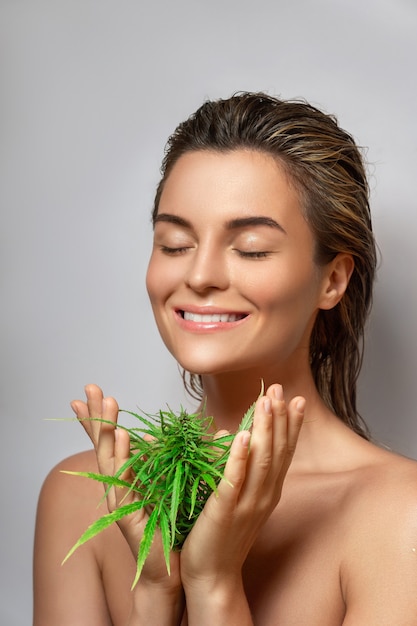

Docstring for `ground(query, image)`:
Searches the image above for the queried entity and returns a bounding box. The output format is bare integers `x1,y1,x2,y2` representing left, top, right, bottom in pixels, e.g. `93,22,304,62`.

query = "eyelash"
160,246,270,259
235,250,270,259
160,246,190,255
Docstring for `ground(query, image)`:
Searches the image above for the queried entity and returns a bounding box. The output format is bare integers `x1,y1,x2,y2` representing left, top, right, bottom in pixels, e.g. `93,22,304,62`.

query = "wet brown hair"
152,92,377,439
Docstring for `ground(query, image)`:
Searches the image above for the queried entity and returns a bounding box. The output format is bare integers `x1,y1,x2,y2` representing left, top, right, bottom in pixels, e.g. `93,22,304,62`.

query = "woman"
34,93,417,625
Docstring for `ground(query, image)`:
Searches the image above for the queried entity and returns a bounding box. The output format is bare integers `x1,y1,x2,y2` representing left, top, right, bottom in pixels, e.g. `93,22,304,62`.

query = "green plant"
62,399,257,588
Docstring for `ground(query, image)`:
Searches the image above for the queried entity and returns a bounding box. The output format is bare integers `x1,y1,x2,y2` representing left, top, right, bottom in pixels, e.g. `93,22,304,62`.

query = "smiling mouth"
181,311,247,323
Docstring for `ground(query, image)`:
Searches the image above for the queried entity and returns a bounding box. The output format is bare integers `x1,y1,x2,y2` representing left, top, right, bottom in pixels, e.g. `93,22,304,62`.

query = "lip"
173,306,249,332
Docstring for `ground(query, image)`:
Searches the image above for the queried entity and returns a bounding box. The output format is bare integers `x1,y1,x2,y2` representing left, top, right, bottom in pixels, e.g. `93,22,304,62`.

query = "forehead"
156,150,315,249
159,149,302,216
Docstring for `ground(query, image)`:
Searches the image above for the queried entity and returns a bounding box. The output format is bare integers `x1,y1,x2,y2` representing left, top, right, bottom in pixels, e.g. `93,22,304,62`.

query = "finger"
112,428,148,557
241,395,274,496
212,429,230,457
98,396,120,465
262,385,304,494
84,383,105,444
84,385,118,465
283,396,305,469
114,428,135,507
70,399,96,442
114,428,131,477
267,384,290,476
85,383,104,419
213,429,230,440
216,430,251,508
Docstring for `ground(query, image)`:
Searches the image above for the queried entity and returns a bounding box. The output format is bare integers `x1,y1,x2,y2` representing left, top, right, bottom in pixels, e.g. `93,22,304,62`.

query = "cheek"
145,256,171,321
145,257,158,304
145,258,172,344
251,263,321,315
145,253,171,301
146,253,184,318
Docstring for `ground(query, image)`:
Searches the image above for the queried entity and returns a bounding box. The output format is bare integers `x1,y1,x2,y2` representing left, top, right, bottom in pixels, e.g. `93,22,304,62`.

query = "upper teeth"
183,312,242,323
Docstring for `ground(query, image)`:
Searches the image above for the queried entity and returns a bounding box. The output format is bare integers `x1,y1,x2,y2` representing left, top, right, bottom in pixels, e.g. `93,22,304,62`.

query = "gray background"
1,1,416,623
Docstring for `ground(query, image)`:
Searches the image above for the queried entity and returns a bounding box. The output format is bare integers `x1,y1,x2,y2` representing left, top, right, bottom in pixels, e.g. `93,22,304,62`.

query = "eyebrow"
154,213,190,227
154,213,287,234
225,216,286,234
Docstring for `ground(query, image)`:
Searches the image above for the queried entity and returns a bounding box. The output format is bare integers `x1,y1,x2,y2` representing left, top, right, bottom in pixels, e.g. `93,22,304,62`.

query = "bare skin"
34,150,417,624
34,386,417,625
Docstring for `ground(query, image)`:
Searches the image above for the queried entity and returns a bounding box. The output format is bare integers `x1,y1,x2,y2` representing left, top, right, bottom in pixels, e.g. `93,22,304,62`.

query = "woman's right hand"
70,385,183,602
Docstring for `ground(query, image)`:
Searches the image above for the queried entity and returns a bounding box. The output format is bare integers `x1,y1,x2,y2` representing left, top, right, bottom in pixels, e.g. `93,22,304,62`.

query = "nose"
185,242,230,293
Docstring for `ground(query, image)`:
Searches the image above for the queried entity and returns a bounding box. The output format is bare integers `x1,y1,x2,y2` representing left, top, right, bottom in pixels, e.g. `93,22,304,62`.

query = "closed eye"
160,245,191,255
235,250,271,259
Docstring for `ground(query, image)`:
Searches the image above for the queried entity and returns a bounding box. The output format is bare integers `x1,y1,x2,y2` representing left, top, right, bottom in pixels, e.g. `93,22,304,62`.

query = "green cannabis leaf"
63,394,259,587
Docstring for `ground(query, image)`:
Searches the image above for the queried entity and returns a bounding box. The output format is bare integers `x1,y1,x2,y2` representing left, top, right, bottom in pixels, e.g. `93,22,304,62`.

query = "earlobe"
319,253,354,310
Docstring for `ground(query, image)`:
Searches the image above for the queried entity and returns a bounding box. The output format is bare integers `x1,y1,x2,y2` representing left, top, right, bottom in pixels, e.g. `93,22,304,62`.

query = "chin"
175,354,261,378
177,361,224,376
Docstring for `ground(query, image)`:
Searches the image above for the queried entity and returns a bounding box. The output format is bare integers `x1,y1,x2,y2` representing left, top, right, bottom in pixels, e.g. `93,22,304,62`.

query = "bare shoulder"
35,448,111,572
40,449,101,495
37,449,106,524
42,448,100,479
344,439,417,535
350,441,417,509
35,448,115,566
34,450,117,625
341,442,417,623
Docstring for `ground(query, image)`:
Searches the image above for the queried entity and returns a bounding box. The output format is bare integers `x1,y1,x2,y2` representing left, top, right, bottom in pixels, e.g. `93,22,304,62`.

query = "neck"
195,366,364,476
199,364,321,432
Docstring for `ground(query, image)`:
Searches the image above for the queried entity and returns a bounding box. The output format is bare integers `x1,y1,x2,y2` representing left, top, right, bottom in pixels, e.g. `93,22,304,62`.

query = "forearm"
126,583,185,626
184,576,254,626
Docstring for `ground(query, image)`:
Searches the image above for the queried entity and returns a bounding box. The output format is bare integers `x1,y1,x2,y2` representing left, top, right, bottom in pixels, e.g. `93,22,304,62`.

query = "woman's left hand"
180,384,304,599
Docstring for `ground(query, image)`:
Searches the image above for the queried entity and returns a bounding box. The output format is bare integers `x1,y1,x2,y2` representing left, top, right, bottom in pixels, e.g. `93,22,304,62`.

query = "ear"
318,253,354,311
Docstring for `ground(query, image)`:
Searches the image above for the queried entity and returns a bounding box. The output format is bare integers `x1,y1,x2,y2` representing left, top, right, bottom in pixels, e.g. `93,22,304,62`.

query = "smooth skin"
34,150,417,625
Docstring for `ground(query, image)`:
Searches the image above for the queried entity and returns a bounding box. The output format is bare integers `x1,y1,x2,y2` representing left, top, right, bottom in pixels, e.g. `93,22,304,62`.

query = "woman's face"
146,149,328,378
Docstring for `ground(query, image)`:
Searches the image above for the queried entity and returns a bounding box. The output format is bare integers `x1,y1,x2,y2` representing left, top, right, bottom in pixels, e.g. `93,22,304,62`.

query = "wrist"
184,575,253,626
128,581,185,626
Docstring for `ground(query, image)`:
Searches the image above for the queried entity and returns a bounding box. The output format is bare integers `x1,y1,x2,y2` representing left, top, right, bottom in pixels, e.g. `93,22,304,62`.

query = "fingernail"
296,398,306,412
274,384,284,401
263,397,272,413
70,402,77,415
241,431,251,447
